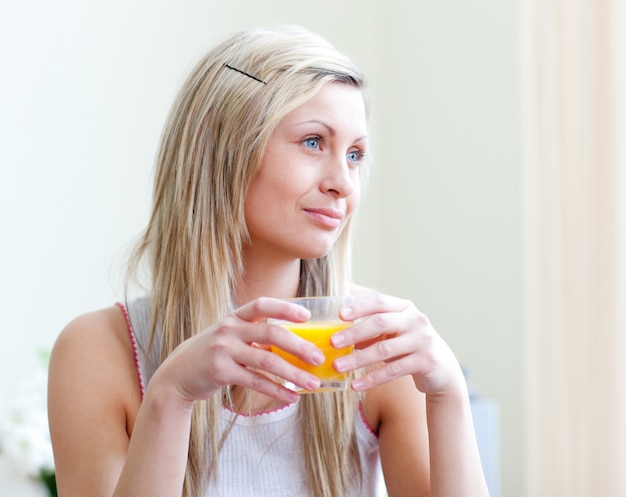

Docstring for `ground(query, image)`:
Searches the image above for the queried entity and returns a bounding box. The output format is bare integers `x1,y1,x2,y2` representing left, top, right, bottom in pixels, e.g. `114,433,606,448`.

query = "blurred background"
1,1,623,496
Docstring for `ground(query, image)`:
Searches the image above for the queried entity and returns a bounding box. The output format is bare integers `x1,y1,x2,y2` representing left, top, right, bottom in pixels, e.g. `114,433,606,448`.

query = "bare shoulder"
53,305,131,353
49,305,142,495
49,305,142,420
53,306,132,353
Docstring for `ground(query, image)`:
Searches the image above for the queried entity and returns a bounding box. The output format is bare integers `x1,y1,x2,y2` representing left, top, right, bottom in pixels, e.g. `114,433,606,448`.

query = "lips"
303,207,344,229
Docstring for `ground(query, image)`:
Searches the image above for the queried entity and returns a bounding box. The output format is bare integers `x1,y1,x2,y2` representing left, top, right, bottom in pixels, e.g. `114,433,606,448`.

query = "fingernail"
341,307,353,318
331,334,346,347
296,307,310,320
334,357,348,372
351,378,364,391
306,377,321,390
312,350,325,365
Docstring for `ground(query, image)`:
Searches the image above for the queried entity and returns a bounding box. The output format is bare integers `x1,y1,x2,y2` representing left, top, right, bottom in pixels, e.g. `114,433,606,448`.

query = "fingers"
348,355,419,391
235,338,322,393
339,292,412,322
227,365,302,404
231,294,461,397
231,297,327,369
199,299,326,396
334,333,401,371
331,294,423,350
243,320,325,367
329,293,449,392
234,296,310,323
189,325,323,397
191,293,446,399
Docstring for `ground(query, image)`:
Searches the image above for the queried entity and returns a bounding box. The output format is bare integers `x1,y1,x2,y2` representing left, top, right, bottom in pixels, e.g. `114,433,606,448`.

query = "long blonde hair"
128,25,370,497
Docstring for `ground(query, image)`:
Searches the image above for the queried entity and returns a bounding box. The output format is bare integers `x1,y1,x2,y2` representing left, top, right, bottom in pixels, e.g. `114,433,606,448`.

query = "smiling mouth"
303,208,344,229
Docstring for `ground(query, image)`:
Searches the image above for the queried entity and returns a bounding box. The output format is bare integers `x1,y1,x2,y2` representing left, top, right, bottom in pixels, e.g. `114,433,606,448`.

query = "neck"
235,249,301,305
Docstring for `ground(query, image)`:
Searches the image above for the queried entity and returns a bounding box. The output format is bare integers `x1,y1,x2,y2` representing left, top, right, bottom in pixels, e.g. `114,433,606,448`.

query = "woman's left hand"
331,293,465,396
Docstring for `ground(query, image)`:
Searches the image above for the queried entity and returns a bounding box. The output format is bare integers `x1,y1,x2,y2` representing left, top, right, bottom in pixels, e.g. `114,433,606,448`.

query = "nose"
320,154,356,198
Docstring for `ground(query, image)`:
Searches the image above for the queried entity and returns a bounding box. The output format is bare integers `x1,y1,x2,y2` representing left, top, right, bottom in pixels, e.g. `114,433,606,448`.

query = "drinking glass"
269,296,354,393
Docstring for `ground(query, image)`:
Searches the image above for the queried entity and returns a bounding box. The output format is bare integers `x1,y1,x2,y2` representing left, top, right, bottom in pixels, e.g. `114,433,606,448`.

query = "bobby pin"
223,63,267,85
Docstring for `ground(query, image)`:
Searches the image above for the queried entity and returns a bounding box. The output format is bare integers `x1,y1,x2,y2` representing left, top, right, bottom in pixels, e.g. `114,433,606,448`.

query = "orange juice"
271,321,353,380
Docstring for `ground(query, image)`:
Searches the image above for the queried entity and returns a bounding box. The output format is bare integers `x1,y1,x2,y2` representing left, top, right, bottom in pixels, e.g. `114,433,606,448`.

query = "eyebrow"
296,120,369,142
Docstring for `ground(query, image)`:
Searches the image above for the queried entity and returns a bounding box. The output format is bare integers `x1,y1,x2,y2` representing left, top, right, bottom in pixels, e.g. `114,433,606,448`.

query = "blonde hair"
128,25,369,497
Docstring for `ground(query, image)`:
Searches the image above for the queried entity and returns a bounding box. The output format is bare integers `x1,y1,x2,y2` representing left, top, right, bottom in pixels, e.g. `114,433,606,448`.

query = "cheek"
244,169,294,234
245,162,280,208
244,178,269,229
346,181,361,216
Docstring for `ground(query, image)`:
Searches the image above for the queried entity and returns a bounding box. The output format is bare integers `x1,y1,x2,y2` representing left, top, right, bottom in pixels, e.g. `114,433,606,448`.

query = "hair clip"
222,63,267,85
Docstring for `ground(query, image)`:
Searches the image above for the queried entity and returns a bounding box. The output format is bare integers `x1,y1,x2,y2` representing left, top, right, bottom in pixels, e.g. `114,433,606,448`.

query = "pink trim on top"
115,302,145,399
223,402,294,418
358,402,379,438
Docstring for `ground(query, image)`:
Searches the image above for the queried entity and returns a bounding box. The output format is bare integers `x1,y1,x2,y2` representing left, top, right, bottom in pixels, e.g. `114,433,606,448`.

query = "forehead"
279,82,368,136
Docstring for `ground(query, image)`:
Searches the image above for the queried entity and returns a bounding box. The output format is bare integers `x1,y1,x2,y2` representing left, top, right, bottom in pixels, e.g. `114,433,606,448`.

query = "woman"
48,25,489,497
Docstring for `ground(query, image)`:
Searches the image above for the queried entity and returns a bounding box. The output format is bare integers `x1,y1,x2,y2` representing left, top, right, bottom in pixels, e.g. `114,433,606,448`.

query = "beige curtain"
522,0,626,495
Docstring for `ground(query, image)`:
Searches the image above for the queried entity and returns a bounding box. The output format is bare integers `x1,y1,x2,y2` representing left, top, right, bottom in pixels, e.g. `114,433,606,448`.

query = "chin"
302,252,332,262
296,242,335,260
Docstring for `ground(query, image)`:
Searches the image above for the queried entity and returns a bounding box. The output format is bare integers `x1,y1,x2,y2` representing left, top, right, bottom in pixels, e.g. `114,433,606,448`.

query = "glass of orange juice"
270,296,354,393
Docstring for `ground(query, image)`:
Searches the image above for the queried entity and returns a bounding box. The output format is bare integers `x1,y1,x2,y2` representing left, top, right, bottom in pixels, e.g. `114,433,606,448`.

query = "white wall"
0,1,522,495
359,3,523,496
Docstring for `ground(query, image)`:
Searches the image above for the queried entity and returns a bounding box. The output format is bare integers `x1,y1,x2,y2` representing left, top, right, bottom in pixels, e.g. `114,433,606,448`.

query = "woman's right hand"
152,297,325,405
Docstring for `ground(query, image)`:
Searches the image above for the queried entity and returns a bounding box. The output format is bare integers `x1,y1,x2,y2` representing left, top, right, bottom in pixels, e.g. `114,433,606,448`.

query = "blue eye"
347,149,366,165
303,136,320,150
303,137,321,150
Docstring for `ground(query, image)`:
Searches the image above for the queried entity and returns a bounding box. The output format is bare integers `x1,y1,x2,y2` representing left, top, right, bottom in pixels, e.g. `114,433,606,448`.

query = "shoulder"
51,306,137,378
55,305,130,345
49,305,142,429
49,307,143,493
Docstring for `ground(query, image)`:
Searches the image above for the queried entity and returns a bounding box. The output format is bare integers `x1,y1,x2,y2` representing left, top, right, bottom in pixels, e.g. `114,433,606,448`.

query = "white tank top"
120,298,387,497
